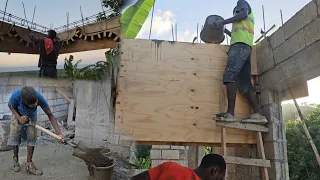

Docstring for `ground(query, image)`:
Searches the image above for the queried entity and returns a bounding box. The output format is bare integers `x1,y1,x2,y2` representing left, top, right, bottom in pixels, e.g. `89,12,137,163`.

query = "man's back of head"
47,30,57,40
197,154,226,180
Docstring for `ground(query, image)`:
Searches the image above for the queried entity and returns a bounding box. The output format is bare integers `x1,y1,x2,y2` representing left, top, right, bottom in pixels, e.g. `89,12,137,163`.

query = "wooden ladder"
216,122,270,180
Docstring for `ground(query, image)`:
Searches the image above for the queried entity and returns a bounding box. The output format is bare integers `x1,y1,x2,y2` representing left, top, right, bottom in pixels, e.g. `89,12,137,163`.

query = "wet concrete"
0,140,90,180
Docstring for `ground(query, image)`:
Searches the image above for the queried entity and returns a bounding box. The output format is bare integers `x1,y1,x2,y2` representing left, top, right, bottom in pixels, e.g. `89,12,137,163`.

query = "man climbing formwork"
212,0,268,125
131,154,226,180
28,28,61,79
7,86,65,175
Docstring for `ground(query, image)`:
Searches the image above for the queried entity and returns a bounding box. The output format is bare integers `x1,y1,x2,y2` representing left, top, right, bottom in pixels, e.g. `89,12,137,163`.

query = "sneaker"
241,113,268,125
214,113,237,122
26,161,43,176
11,156,20,172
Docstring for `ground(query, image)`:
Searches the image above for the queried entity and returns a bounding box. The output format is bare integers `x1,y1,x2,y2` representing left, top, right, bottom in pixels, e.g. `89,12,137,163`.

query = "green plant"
135,155,151,169
121,0,155,38
205,147,212,155
60,55,82,80
286,105,320,180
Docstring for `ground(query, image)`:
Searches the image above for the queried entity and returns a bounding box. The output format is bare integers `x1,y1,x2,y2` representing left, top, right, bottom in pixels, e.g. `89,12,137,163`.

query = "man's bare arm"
43,108,62,135
222,8,248,25
224,29,232,37
131,171,150,180
8,104,21,119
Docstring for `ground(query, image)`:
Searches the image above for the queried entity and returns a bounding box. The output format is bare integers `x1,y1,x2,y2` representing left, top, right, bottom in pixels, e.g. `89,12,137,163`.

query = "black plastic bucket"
200,15,225,44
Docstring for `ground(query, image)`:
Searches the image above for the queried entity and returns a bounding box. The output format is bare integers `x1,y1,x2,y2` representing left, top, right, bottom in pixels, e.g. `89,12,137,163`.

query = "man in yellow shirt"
213,0,268,124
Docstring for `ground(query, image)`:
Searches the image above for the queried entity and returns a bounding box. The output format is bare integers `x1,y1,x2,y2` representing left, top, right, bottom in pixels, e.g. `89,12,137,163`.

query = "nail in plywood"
115,39,258,145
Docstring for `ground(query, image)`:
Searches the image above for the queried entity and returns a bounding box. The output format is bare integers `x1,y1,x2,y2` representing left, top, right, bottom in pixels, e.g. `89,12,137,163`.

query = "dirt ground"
0,140,132,180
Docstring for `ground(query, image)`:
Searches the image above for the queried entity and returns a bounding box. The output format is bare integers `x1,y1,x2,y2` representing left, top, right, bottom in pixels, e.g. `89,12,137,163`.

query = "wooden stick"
291,95,320,167
35,125,62,140
257,132,269,180
221,128,228,179
55,88,71,103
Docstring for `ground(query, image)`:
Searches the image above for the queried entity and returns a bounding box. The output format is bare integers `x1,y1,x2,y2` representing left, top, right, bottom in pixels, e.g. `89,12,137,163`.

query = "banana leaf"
121,0,155,39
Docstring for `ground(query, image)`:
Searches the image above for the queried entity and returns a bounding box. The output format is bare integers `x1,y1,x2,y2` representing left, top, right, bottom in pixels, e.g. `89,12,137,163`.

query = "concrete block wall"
0,77,72,126
150,145,189,168
257,0,320,89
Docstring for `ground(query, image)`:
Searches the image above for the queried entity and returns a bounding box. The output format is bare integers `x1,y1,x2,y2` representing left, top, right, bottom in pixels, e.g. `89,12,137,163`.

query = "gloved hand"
211,20,225,29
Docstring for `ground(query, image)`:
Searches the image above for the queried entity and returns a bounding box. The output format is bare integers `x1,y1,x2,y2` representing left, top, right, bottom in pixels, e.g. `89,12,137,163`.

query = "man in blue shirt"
7,86,65,175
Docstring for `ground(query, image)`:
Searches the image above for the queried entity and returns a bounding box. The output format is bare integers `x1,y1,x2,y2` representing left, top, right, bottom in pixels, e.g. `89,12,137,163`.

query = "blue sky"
136,0,311,43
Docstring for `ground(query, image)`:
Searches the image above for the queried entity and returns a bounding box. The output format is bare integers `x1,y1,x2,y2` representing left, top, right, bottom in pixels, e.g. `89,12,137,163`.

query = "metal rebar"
262,5,266,32
280,10,284,26
22,1,29,27
148,1,155,39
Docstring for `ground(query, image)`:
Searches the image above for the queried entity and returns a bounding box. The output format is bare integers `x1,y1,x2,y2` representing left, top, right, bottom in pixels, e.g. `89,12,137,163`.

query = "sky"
0,0,108,67
0,0,318,104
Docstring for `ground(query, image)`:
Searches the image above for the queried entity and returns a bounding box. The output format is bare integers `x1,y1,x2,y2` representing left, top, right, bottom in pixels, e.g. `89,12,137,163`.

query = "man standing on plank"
7,86,65,175
28,28,61,78
131,154,226,180
212,0,268,124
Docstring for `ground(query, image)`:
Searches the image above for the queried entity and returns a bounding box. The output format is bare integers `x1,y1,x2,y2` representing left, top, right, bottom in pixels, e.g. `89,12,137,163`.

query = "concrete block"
256,38,275,74
2,93,11,103
40,78,72,88
283,1,318,40
6,86,21,94
54,110,68,118
0,86,6,94
161,150,180,160
43,92,58,100
170,145,185,150
269,27,285,49
46,99,55,107
0,77,8,85
25,78,40,86
151,160,160,167
304,18,320,47
55,98,68,106
53,104,69,112
274,29,306,64
42,87,56,93
264,142,282,160
152,145,170,149
179,149,188,160
150,150,161,159
7,77,25,86
264,122,281,142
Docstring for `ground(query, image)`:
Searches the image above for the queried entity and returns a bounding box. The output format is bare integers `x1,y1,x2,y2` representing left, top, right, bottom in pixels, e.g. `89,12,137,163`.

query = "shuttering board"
115,39,257,145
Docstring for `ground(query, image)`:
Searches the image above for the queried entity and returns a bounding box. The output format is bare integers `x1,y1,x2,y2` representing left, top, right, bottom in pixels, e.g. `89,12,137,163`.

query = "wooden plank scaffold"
216,122,270,180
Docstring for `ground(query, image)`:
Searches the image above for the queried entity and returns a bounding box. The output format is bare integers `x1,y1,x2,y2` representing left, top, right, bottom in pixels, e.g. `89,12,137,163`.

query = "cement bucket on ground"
0,120,11,151
89,157,115,180
200,15,225,44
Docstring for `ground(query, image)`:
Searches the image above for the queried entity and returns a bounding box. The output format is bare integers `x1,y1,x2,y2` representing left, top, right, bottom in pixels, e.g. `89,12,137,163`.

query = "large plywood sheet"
115,39,257,145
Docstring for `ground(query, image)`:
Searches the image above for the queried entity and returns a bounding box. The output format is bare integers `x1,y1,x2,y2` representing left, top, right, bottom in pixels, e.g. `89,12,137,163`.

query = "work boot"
241,113,268,125
26,161,43,176
214,113,237,122
11,156,20,172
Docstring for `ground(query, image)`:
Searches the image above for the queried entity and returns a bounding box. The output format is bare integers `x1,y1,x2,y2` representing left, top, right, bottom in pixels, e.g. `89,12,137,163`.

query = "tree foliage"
286,105,320,180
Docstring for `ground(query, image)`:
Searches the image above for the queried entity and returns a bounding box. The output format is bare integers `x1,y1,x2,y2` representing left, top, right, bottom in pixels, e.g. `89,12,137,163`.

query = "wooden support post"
293,98,320,166
14,34,19,37
91,36,94,41
84,36,87,40
108,32,112,37
55,88,74,126
114,36,119,41
7,32,12,37
55,88,71,103
19,38,23,43
0,36,4,41
257,132,269,180
221,127,228,179
79,34,83,38
70,37,75,41
97,33,101,39
103,31,107,37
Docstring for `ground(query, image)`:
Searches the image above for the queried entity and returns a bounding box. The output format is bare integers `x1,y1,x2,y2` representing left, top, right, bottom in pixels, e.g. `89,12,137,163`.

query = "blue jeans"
223,43,254,94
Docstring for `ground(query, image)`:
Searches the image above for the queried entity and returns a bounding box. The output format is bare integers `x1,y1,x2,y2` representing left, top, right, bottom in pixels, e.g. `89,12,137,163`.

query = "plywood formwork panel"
115,39,257,145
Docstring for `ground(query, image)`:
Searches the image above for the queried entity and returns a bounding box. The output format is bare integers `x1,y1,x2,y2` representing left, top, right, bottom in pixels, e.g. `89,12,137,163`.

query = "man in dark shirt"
28,28,61,79
212,0,268,124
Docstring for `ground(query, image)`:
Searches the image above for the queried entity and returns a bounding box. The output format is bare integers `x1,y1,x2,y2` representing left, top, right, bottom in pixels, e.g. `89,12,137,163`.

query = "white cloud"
137,9,197,43
137,9,176,38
